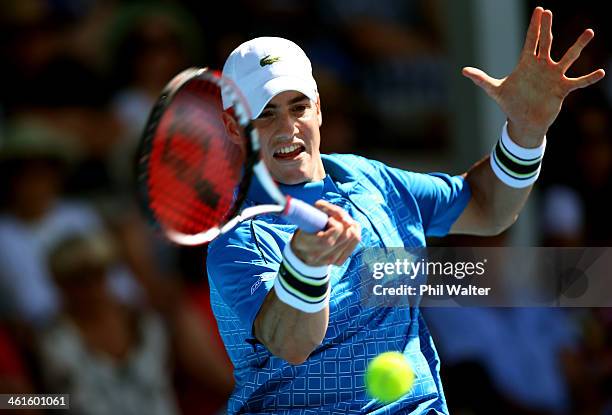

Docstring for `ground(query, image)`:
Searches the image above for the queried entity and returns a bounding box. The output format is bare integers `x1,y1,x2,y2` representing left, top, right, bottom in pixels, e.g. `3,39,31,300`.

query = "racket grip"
283,197,328,233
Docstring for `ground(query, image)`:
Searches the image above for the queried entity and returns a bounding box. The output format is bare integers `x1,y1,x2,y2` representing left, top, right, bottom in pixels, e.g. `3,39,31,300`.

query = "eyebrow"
262,94,310,110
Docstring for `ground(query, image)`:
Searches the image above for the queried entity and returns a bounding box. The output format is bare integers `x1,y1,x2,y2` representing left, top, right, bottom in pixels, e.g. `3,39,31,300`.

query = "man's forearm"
252,201,359,365
254,289,329,365
453,120,545,236
464,154,533,235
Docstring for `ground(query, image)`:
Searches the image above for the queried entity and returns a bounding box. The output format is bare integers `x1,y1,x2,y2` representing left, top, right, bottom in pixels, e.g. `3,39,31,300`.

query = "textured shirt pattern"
207,154,471,414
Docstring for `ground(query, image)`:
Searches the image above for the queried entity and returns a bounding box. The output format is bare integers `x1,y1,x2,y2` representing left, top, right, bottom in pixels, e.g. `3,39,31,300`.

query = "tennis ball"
365,352,414,403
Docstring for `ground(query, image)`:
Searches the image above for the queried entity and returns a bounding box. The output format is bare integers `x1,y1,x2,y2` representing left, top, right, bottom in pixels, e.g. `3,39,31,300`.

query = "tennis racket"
137,67,328,245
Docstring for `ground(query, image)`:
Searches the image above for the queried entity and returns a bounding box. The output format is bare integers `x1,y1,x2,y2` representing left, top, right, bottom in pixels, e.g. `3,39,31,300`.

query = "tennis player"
207,8,604,414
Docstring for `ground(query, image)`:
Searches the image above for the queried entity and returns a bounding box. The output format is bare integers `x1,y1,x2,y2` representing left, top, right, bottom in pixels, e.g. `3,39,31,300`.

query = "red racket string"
147,80,245,234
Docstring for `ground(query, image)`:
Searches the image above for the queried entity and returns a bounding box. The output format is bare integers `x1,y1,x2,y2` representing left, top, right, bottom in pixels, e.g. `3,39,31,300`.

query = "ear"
316,94,322,127
222,111,243,145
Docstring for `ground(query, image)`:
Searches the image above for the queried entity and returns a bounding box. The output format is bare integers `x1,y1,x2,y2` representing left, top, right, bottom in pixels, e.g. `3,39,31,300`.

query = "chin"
277,171,312,185
272,164,312,185
278,176,310,185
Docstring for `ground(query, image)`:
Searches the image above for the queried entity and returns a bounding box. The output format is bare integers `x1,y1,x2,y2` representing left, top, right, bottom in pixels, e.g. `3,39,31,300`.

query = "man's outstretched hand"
462,7,605,147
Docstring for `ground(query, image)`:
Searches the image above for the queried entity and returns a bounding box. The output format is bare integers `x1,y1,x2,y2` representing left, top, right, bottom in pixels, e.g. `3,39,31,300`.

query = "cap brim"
248,76,318,119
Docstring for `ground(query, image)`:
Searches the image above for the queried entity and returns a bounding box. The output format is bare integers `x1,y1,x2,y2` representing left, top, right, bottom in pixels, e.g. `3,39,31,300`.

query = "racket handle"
283,197,328,233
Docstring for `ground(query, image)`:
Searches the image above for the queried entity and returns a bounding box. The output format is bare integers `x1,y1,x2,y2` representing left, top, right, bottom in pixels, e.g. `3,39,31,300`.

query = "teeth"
275,144,301,155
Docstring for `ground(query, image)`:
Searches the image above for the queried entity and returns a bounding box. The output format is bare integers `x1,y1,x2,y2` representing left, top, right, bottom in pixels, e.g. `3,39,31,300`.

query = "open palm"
463,7,605,145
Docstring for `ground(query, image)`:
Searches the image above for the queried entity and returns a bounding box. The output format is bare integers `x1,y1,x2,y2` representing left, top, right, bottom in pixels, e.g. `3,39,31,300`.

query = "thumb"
314,200,351,224
462,66,500,98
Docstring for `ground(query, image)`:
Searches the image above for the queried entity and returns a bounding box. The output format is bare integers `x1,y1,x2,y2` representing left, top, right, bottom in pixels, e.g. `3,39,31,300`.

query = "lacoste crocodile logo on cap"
260,55,281,67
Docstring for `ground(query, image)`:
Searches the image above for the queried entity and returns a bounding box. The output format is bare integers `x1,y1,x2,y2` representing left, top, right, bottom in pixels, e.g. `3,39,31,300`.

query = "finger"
522,7,543,56
321,228,352,265
558,29,595,71
290,230,322,265
462,67,501,98
309,216,348,263
566,69,606,93
326,241,355,267
333,227,361,266
314,200,345,218
330,221,361,265
292,217,343,262
315,200,353,224
322,224,361,266
319,216,343,247
538,9,553,59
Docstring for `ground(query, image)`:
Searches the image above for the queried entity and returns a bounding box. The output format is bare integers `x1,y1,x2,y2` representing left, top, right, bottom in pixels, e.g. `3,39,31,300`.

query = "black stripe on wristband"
494,141,541,176
283,256,329,281
276,277,326,305
492,150,540,181
278,262,329,300
499,137,542,162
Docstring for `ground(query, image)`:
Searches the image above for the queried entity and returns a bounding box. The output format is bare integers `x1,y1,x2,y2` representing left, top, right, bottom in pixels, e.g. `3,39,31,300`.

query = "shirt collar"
245,154,359,205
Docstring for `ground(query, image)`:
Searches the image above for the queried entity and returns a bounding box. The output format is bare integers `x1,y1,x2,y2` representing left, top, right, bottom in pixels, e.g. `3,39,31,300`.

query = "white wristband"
274,274,330,313
282,243,331,278
500,122,546,160
272,243,331,313
490,122,546,188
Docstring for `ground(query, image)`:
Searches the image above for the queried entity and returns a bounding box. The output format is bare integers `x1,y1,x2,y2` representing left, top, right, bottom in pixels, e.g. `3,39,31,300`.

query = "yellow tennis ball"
365,351,415,403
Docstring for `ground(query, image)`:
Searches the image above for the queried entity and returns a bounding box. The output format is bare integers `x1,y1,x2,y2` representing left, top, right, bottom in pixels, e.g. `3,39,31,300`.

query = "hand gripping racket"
137,68,328,245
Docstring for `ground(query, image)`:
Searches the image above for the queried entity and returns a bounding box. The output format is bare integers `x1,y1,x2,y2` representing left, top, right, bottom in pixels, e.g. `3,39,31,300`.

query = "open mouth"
273,143,306,160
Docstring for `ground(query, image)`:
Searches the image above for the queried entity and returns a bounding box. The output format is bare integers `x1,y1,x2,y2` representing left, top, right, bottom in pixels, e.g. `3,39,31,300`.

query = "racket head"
136,68,258,245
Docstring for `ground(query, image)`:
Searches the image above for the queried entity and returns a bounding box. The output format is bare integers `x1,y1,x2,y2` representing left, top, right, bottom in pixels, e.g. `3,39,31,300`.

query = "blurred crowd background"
0,0,610,414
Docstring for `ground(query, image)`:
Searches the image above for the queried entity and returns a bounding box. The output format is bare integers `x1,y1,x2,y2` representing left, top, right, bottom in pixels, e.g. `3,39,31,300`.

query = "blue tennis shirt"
207,154,471,414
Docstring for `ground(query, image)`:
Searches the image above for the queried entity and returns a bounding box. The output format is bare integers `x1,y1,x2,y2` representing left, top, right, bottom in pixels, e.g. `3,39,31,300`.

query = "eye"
258,109,274,119
292,104,308,115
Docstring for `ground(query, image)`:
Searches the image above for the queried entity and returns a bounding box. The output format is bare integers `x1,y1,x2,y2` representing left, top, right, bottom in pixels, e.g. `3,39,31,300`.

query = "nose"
276,110,299,139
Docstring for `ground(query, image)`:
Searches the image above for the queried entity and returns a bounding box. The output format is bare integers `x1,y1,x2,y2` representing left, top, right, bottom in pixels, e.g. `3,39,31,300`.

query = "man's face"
251,91,325,185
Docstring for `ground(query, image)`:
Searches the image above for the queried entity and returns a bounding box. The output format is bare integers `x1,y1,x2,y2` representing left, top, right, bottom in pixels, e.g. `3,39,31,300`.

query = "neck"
311,159,326,182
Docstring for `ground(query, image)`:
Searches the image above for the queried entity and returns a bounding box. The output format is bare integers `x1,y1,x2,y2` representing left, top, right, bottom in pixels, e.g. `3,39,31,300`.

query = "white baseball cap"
221,37,318,119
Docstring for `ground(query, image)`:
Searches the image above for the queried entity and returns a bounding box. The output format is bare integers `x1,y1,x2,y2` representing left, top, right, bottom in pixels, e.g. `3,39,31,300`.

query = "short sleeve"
384,167,472,237
206,222,284,334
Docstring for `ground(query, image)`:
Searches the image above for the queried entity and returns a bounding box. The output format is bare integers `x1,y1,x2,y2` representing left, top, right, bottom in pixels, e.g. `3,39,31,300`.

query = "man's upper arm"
206,223,282,333
383,166,472,237
448,185,489,235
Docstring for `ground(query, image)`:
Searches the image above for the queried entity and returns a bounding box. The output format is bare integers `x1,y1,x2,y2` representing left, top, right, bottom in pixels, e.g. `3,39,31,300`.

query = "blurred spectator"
426,307,580,415
573,101,612,245
108,2,201,140
1,1,74,111
114,217,234,415
0,121,141,327
300,66,357,153
104,8,235,411
318,0,449,150
424,234,582,415
541,185,585,247
38,231,179,415
4,55,122,202
104,2,204,200
0,324,41,415
544,90,612,246
0,123,233,411
1,0,128,202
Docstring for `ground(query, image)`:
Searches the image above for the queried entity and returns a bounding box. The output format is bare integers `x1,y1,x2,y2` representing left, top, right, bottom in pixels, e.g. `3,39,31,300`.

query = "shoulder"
207,219,288,271
324,153,387,178
208,219,283,252
207,222,255,265
324,153,421,193
323,153,401,189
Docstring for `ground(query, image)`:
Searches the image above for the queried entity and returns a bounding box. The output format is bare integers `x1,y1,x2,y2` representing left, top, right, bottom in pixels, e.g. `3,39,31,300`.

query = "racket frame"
137,68,289,245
